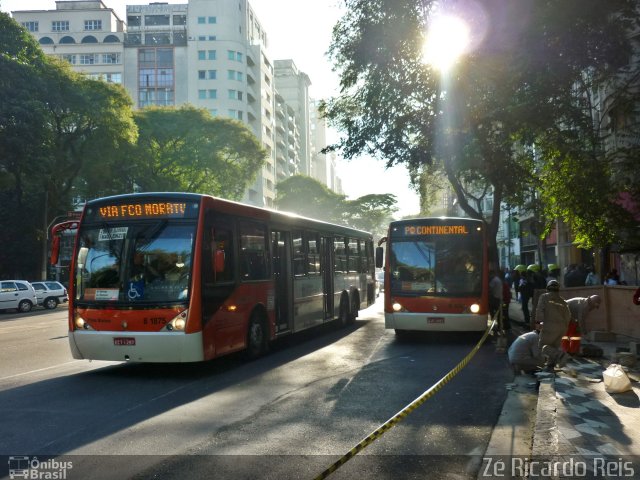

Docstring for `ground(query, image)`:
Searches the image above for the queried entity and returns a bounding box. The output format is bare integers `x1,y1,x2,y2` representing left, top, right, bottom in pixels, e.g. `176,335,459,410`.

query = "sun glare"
422,15,470,72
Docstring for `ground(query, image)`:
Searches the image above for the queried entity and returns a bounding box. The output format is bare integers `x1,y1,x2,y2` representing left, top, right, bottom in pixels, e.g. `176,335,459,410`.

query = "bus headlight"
392,302,404,312
470,303,480,314
74,313,94,330
163,310,188,332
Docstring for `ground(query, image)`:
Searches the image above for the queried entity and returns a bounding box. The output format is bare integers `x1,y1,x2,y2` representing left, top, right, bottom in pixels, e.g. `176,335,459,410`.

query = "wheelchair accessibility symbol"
127,280,144,300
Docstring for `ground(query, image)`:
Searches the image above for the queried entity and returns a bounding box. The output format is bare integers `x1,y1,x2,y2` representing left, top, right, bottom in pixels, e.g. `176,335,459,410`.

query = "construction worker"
536,280,572,371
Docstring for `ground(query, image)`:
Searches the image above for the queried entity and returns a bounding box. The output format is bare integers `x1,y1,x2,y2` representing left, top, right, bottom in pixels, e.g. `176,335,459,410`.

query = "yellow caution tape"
313,318,498,480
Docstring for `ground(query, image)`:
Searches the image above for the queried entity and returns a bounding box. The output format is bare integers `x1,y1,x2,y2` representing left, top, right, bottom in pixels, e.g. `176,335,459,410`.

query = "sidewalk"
482,300,640,479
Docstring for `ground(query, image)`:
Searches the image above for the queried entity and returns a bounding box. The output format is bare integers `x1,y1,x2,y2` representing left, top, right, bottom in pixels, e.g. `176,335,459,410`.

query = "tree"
275,175,346,222
275,175,398,235
344,193,397,236
0,13,137,278
130,106,266,200
321,0,638,265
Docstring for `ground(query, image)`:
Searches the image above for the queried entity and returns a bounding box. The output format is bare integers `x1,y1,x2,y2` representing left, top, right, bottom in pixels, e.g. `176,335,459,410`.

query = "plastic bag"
603,364,632,394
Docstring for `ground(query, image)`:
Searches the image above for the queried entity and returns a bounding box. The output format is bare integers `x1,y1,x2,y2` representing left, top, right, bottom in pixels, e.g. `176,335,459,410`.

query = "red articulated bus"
52,193,375,362
376,217,490,336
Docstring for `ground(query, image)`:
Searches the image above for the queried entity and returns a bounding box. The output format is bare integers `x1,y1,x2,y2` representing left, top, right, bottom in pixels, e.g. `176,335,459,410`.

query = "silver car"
31,281,69,310
0,280,38,312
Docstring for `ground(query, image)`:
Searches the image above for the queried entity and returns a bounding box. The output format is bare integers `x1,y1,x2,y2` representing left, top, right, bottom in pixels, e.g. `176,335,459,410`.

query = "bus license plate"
427,317,445,324
114,337,136,346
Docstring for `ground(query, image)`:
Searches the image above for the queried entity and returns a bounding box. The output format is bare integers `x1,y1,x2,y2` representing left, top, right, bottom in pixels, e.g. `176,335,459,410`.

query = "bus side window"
239,222,268,281
205,218,234,284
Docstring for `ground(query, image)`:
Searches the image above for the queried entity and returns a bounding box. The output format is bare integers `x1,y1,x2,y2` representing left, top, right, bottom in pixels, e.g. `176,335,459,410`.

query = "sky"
2,0,421,218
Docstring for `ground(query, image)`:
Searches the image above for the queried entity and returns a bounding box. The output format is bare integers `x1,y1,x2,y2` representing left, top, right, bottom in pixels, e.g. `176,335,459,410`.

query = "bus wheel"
246,313,268,359
337,295,350,327
348,294,359,324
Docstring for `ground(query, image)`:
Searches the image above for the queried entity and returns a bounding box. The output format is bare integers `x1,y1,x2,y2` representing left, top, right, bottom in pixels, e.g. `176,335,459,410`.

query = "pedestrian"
488,269,503,319
512,265,525,302
633,287,640,306
508,330,544,374
536,280,572,371
501,271,512,331
547,263,561,283
564,264,585,287
566,295,601,336
584,267,600,286
519,270,534,328
604,269,619,285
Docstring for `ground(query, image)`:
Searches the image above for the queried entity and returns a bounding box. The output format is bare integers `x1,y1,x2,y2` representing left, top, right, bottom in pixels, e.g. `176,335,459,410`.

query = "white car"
0,280,38,312
31,281,69,310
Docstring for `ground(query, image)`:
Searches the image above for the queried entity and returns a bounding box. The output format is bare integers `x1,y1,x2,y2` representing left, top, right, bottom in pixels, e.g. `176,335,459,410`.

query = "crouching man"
508,330,544,374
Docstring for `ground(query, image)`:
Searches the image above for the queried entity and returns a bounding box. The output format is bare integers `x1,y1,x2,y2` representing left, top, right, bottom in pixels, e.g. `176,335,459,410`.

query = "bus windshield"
75,221,195,304
389,236,483,297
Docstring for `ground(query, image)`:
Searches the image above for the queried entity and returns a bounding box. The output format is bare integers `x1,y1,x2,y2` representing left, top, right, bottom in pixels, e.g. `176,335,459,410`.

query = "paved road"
0,299,513,479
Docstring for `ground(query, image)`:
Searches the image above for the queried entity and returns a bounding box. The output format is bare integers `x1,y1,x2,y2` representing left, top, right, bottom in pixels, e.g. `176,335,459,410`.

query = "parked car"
31,281,68,310
0,280,38,312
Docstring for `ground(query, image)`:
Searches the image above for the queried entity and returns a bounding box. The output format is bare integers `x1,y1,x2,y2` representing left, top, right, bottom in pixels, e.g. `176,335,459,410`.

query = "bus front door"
271,230,292,333
322,237,335,320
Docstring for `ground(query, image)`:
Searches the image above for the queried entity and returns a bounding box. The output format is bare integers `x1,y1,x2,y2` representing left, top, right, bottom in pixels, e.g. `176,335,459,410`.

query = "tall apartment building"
11,0,337,209
274,60,311,177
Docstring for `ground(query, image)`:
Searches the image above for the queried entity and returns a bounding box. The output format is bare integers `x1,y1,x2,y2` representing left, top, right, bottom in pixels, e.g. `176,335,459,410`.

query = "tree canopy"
130,106,266,200
275,175,397,237
321,0,640,263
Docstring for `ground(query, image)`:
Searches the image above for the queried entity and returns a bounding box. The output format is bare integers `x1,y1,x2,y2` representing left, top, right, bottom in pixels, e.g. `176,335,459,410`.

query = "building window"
208,16,217,23
228,89,237,100
127,15,141,27
59,36,75,44
198,50,206,60
102,53,121,64
236,52,243,62
145,33,170,45
228,50,235,60
197,16,206,24
198,89,206,99
208,35,216,41
103,35,120,43
84,20,102,31
145,15,170,26
197,35,207,41
21,21,38,32
209,109,218,117
173,14,186,25
104,73,122,84
236,72,243,82
81,35,98,43
208,70,216,79
52,21,69,32
61,54,76,64
79,54,98,65
208,50,216,60
198,70,206,79
208,89,217,99
39,37,54,45
228,70,236,80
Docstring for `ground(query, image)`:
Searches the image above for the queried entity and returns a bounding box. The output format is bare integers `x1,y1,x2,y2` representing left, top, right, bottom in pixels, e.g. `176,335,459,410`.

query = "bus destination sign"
403,225,470,236
86,201,199,221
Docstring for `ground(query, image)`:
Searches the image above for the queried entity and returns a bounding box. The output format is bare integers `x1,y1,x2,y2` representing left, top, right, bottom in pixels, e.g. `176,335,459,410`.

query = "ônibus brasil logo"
8,456,73,479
